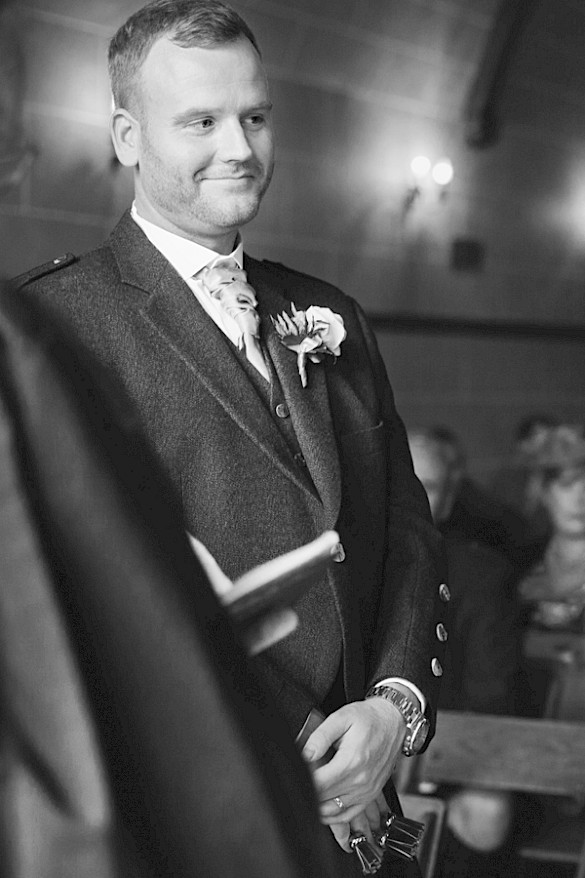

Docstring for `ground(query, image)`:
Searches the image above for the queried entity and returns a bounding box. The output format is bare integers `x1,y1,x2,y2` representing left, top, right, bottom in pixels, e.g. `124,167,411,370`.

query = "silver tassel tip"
377,812,425,860
349,834,383,874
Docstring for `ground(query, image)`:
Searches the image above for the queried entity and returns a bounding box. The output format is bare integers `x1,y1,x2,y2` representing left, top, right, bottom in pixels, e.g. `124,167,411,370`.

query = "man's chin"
210,196,263,229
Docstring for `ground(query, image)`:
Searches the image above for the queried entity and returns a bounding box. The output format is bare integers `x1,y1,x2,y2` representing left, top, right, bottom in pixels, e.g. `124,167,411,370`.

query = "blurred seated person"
418,425,540,575
518,423,585,721
408,429,523,878
491,414,560,548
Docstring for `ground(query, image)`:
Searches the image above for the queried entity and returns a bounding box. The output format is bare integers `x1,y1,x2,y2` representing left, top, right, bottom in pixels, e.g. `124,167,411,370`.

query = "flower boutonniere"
271,303,346,387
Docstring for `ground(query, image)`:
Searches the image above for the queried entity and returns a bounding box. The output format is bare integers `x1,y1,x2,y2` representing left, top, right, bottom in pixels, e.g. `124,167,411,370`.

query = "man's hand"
302,699,406,824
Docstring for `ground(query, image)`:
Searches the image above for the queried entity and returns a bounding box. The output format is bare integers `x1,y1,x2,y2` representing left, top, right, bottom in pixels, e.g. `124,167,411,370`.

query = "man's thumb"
302,714,342,762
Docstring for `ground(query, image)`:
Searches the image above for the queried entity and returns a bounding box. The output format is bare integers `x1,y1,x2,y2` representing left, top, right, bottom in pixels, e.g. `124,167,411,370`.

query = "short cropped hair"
108,0,261,111
407,425,465,479
515,413,559,446
527,423,585,485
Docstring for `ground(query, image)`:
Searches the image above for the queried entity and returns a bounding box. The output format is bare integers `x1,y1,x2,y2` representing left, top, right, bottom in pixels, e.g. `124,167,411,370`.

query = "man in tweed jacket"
17,1,447,872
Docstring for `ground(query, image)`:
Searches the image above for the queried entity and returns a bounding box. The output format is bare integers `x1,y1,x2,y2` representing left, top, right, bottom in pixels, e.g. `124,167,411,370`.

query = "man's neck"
132,200,238,254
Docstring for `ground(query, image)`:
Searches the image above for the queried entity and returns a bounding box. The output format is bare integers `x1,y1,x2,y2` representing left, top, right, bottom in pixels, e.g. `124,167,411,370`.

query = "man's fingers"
376,791,390,815
302,711,349,762
350,807,385,855
320,800,373,825
310,749,357,806
320,789,390,826
329,822,351,853
319,792,352,822
363,798,383,834
317,765,384,818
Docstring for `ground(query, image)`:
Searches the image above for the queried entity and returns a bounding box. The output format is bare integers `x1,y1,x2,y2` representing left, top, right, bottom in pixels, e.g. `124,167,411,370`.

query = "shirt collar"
130,203,244,279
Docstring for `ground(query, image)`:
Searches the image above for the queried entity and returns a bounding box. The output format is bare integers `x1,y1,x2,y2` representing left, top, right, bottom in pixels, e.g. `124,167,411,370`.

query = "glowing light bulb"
410,155,431,180
432,158,454,186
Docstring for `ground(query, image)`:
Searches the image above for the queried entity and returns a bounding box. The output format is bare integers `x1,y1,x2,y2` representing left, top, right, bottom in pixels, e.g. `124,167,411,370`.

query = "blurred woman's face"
542,468,585,538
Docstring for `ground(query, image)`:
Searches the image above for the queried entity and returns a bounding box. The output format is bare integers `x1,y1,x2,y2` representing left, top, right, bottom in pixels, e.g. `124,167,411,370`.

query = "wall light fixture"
403,155,454,214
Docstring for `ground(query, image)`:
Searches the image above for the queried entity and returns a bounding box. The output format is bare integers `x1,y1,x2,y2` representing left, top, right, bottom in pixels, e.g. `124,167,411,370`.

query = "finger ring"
334,796,345,810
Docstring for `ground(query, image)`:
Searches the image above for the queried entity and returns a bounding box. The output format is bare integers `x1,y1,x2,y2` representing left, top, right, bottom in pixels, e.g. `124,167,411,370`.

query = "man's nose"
216,119,254,162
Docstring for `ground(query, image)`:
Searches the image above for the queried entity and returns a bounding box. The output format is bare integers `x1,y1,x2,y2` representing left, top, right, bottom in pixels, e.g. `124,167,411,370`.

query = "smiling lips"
196,163,261,183
202,174,254,182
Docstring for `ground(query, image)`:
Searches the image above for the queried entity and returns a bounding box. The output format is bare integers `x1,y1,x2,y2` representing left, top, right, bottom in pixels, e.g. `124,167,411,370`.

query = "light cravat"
199,258,269,381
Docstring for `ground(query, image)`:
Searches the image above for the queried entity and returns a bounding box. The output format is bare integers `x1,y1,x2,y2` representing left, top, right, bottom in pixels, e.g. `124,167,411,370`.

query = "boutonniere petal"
271,303,346,387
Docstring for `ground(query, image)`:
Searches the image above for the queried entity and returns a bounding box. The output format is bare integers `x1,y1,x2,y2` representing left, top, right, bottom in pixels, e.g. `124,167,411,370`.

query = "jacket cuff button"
436,623,448,642
431,658,443,677
439,583,451,602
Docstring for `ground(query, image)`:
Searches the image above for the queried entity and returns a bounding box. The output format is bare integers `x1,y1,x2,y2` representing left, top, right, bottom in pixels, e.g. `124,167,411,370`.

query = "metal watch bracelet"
365,684,429,756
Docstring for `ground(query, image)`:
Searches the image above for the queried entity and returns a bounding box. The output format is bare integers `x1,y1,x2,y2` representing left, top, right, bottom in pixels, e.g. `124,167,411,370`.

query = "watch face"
411,721,429,754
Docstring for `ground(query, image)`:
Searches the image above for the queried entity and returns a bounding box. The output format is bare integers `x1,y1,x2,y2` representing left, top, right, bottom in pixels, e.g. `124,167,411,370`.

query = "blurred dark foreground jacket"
0,284,335,878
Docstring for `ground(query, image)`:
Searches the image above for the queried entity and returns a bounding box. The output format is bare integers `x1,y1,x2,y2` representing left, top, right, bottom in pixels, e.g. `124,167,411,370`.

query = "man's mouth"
199,176,259,191
197,167,260,183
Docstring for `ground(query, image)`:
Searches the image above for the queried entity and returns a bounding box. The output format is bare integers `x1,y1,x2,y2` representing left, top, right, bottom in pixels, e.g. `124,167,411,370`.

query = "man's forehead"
141,34,266,87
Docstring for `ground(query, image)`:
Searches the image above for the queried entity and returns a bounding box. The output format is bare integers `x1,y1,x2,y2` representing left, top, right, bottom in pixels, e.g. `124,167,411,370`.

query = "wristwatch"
365,684,429,756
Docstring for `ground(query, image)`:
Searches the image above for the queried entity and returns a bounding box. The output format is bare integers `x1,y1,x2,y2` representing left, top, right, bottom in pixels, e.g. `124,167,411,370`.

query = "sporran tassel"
349,834,383,875
376,812,425,860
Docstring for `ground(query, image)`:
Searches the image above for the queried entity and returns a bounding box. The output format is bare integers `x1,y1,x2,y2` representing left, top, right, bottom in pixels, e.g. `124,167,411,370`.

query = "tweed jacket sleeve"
440,538,522,715
346,300,448,723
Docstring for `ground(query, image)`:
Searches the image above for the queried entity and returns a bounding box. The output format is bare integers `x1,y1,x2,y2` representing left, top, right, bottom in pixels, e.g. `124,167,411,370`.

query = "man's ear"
110,108,140,168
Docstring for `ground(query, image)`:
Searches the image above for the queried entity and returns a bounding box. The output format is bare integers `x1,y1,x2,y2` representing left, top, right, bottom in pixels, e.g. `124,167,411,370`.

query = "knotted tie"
200,259,269,381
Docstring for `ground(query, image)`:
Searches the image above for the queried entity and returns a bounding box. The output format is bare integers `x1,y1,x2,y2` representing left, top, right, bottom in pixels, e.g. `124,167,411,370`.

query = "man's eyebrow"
172,107,215,125
172,101,273,125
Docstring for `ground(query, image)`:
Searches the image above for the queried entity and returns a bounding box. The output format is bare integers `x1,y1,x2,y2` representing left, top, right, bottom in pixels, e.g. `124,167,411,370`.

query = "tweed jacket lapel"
109,214,319,503
248,259,342,530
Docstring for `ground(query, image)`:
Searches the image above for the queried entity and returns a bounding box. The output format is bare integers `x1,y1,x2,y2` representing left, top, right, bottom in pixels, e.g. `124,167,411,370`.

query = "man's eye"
189,118,214,131
245,114,266,127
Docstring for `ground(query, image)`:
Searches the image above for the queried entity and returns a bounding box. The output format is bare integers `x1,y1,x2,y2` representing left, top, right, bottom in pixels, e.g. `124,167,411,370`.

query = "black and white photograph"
1,1,585,876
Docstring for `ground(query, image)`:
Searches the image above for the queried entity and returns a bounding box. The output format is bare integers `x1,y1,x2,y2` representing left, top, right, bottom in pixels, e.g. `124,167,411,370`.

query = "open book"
223,529,341,625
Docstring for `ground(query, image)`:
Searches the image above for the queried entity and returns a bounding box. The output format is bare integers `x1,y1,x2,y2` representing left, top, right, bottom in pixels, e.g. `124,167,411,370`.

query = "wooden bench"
398,710,585,877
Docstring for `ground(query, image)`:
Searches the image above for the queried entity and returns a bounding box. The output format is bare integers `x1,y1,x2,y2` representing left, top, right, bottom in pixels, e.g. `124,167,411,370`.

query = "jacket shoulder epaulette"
14,253,78,289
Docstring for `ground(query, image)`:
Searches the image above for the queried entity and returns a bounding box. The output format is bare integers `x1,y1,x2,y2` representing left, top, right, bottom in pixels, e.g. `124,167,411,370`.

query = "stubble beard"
143,159,274,240
192,159,274,232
